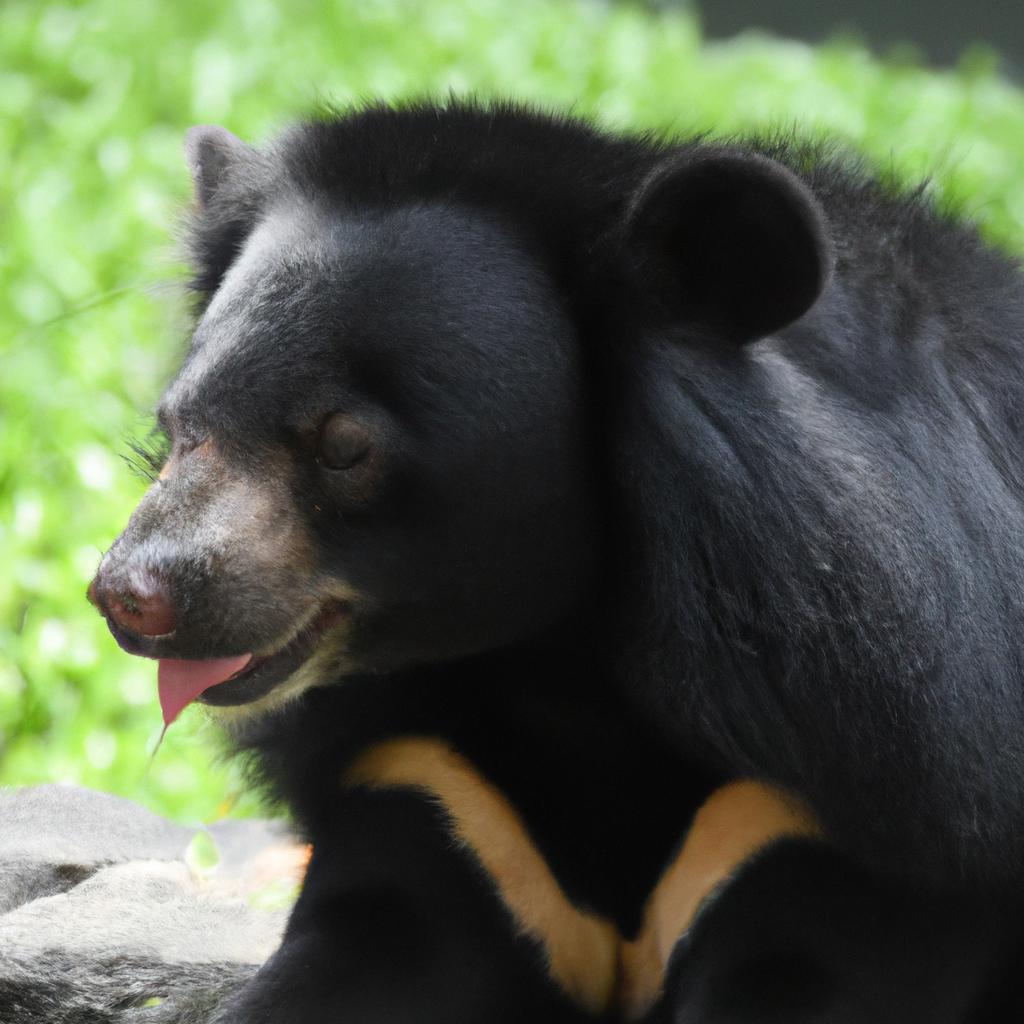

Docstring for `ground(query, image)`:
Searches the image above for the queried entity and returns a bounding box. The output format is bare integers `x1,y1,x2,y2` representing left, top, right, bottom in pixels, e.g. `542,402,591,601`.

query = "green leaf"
184,830,221,876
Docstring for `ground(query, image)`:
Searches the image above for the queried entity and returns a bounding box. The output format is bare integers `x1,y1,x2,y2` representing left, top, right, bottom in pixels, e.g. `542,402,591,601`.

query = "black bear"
89,101,1024,1021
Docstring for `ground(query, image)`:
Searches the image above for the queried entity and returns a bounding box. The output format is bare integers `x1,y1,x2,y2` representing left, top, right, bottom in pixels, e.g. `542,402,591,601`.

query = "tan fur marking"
619,781,821,1020
346,738,620,1014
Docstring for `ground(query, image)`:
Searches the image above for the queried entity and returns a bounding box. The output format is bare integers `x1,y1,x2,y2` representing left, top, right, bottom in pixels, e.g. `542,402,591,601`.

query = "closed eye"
316,412,374,471
123,427,171,482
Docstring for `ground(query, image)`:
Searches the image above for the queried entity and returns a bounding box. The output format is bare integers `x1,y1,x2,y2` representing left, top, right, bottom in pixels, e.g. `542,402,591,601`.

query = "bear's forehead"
179,198,531,367
202,203,335,320
166,203,416,413
165,204,330,410
160,198,571,437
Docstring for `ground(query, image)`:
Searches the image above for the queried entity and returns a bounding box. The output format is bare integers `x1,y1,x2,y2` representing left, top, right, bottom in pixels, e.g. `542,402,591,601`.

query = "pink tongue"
157,654,253,726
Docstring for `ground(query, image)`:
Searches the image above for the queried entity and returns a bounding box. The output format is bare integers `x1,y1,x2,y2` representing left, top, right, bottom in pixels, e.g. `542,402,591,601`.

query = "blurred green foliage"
3,0,1024,824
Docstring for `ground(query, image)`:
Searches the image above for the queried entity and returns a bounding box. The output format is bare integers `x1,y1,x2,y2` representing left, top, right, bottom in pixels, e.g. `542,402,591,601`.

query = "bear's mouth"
156,601,350,723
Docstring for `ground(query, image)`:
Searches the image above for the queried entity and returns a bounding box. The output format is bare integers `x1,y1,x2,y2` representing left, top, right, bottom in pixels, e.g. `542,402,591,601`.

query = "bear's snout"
87,567,178,642
88,435,330,667
87,555,185,659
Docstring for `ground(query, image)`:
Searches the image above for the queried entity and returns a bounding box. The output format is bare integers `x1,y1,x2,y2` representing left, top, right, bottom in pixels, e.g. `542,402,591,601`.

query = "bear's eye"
316,413,373,471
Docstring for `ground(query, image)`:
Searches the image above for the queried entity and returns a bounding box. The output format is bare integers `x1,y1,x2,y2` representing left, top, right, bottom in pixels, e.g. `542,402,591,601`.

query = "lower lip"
198,602,349,707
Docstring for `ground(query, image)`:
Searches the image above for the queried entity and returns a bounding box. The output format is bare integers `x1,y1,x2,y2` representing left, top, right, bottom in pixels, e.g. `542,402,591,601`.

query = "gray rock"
0,785,195,868
0,785,195,917
0,785,297,1024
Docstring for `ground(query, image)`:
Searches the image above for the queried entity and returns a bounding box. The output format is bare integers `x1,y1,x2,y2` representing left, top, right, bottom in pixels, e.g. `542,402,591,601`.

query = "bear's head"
88,104,831,724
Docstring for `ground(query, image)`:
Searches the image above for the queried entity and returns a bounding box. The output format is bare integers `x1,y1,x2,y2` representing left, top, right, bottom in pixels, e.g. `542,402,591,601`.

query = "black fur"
91,99,1024,1020
185,98,1024,890
649,843,1022,1023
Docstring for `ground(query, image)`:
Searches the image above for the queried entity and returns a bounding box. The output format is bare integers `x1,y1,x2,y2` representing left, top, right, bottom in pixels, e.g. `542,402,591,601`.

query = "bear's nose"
87,570,178,638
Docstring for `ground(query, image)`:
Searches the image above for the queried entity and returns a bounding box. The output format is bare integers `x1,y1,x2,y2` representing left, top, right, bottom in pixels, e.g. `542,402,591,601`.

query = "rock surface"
0,785,303,1023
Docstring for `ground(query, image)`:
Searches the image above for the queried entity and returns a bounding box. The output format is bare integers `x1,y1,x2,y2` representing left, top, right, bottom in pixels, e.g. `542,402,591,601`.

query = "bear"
87,100,1024,1020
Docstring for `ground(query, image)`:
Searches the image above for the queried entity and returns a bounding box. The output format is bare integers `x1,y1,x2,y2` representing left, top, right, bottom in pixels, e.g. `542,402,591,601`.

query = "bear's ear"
621,150,832,344
184,125,254,207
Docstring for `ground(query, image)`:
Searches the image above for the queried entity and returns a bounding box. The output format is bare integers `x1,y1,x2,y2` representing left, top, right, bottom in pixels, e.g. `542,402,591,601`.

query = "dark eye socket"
316,412,373,471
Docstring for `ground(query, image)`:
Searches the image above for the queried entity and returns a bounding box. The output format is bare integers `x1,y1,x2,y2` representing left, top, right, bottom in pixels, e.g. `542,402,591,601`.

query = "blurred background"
3,0,1024,824
697,0,1023,76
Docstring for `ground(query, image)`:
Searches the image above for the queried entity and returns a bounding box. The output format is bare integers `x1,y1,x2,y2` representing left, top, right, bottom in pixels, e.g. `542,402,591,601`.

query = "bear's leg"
213,737,615,1024
621,784,1019,1024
